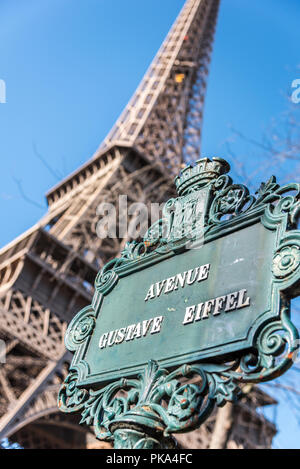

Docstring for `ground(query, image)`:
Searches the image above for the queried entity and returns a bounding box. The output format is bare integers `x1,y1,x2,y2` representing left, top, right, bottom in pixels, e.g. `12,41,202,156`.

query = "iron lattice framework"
0,0,276,448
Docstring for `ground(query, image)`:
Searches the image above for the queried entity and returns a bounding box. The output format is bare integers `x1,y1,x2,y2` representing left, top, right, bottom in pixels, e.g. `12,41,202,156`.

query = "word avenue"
144,263,210,301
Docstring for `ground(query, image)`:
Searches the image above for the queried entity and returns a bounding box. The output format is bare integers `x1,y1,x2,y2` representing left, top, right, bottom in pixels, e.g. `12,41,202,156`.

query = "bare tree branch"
12,177,45,210
32,142,63,181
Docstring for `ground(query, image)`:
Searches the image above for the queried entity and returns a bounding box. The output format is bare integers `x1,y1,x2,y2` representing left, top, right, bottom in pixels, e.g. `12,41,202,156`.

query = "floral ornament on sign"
72,315,95,344
273,245,300,279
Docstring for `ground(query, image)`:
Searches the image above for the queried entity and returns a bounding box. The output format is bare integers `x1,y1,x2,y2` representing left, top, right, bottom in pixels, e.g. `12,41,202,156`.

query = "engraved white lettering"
197,264,210,282
202,299,215,319
125,325,136,341
183,289,251,325
195,303,203,321
186,267,200,285
142,319,153,336
225,292,239,312
99,316,164,350
183,305,196,325
145,264,211,301
132,322,142,339
237,289,250,309
115,328,126,344
174,271,187,290
213,296,226,316
164,276,176,293
150,316,164,334
156,280,166,297
144,284,155,302
99,332,109,349
107,330,117,347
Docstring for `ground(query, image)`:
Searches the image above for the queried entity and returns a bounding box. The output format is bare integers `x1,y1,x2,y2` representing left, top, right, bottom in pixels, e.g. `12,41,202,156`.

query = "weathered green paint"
79,222,278,386
58,158,300,448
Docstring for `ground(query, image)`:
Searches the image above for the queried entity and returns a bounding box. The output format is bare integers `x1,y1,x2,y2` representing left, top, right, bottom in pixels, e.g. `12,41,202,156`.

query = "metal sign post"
58,158,300,449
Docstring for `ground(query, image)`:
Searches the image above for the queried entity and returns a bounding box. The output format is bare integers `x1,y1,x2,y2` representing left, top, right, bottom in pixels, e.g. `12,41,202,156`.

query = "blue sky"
0,0,300,448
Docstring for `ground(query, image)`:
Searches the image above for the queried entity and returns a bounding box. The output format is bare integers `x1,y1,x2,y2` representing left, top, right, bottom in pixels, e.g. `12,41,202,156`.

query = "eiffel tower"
0,0,276,449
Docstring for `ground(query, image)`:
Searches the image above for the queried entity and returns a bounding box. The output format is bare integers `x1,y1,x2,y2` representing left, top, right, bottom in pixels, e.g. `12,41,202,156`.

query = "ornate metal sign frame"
58,158,300,449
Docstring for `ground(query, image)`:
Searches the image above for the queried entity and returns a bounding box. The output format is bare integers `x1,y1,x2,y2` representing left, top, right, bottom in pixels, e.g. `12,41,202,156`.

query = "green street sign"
58,158,300,449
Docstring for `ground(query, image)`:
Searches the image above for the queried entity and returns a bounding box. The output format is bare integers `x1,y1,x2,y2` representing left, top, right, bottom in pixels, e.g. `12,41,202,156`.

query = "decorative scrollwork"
213,174,232,192
65,306,96,352
120,240,153,260
58,359,242,442
253,175,280,205
206,174,300,229
73,316,95,343
94,169,300,263
209,183,255,224
143,205,173,249
94,258,121,294
224,307,299,383
141,174,300,254
58,369,89,414
58,307,299,444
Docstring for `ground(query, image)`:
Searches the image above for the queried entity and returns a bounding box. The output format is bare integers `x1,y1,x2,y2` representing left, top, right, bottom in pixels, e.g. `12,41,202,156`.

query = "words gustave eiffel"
98,264,251,350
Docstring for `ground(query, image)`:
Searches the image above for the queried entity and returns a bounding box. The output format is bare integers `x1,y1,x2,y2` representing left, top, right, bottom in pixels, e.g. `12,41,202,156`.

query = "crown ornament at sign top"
175,157,230,196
